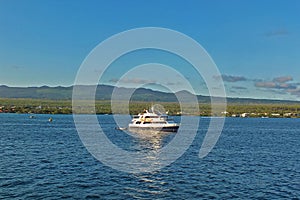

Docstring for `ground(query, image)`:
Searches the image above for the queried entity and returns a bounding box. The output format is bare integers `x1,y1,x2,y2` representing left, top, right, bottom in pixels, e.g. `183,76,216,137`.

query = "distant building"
241,113,249,118
271,113,281,117
283,113,292,117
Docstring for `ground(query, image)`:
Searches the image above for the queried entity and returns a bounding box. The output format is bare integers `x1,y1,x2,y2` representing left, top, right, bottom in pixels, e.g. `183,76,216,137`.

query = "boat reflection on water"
121,128,176,173
132,130,175,151
124,132,176,197
126,170,170,198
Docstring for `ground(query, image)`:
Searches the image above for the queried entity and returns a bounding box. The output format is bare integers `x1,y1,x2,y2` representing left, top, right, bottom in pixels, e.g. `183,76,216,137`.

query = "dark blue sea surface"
0,114,299,199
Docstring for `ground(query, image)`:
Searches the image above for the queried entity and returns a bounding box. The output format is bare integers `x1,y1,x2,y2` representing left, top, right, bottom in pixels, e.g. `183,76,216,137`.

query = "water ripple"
0,115,299,199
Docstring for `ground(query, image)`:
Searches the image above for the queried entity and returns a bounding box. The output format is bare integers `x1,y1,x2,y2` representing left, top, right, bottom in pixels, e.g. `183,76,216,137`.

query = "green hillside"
1,84,299,104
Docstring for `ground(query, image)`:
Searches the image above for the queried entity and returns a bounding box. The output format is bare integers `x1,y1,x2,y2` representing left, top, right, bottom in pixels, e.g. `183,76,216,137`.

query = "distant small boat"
48,117,53,122
29,115,36,119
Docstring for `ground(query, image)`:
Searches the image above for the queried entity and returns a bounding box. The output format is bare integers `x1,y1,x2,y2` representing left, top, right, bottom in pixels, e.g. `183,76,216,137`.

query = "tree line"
0,98,300,117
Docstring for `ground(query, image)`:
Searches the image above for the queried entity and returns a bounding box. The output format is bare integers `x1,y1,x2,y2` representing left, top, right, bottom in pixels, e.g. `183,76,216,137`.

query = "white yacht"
128,108,179,132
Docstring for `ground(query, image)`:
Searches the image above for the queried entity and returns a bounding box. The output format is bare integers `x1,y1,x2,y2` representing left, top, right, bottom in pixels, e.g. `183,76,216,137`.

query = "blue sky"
0,0,300,100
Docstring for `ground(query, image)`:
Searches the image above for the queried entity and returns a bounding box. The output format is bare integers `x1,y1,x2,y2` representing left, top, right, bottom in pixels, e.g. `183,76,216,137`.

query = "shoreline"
1,98,299,118
1,112,299,119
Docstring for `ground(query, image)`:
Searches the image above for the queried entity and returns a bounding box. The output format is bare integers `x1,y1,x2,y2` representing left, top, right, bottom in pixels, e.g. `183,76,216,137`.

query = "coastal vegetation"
1,98,300,118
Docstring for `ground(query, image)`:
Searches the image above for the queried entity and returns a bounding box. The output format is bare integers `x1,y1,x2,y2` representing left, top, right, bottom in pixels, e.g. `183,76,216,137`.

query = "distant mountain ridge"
0,85,299,104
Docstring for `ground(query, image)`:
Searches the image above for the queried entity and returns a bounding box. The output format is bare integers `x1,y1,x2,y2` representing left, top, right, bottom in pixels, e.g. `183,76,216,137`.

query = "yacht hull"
128,124,179,132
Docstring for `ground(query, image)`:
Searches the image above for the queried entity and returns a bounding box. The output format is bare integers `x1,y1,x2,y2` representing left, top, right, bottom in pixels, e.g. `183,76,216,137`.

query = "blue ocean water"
0,114,299,199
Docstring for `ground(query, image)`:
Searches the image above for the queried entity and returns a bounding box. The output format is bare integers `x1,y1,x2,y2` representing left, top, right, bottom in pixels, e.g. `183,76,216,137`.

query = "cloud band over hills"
217,74,300,98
